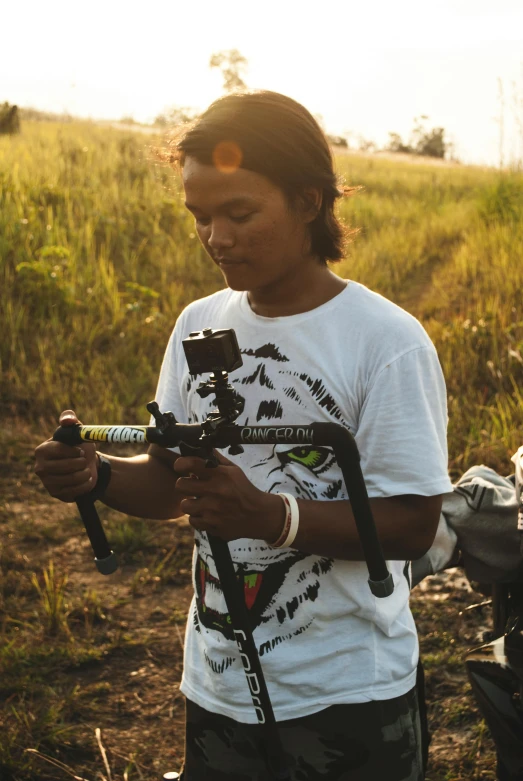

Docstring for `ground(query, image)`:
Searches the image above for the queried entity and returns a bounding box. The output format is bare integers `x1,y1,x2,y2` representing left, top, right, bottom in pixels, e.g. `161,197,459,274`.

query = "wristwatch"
88,453,112,502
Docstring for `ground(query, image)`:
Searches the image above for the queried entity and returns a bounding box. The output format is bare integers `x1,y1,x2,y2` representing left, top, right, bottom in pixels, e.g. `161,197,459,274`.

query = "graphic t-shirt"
154,280,454,722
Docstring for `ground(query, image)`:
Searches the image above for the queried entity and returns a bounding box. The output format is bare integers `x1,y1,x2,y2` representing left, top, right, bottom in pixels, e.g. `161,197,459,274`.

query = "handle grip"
53,425,118,575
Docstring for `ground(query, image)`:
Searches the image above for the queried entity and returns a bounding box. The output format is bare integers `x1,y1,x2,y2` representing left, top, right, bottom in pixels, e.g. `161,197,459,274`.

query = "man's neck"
247,268,347,318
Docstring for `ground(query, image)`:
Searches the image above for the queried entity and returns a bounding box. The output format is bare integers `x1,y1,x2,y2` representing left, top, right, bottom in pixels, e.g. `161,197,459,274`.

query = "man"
35,91,453,780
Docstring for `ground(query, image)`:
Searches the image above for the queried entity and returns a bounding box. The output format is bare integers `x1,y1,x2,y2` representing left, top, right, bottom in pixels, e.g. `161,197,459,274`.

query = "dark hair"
168,91,357,264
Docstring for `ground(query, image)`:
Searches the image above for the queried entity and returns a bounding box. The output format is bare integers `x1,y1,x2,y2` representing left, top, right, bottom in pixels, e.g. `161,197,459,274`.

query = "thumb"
59,409,82,426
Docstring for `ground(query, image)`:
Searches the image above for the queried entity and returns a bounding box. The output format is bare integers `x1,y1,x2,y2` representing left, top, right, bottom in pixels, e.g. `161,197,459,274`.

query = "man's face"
182,156,312,293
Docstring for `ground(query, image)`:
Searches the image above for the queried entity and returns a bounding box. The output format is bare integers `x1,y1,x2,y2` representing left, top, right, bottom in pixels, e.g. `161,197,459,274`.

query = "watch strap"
88,454,112,502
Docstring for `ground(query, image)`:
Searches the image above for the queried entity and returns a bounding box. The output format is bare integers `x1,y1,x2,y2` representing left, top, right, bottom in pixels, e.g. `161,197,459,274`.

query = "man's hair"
168,91,356,264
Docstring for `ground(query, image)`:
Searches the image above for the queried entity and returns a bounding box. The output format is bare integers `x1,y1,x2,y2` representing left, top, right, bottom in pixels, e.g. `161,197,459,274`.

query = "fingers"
34,434,98,502
36,441,82,460
46,468,93,493
174,451,234,477
35,452,92,490
51,482,94,503
39,473,94,502
181,497,220,536
176,475,212,497
180,496,204,516
35,440,96,465
34,441,85,476
36,453,87,475
174,456,214,479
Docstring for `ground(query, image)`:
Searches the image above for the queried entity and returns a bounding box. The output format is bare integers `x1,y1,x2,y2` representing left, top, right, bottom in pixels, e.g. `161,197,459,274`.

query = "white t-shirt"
154,280,453,722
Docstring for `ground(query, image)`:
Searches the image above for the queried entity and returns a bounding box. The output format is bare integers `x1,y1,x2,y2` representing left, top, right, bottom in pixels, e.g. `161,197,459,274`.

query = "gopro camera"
182,328,243,375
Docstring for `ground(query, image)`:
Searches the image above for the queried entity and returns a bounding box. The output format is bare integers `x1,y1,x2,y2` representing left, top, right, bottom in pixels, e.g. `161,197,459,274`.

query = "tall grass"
31,560,70,637
0,121,222,422
1,121,522,474
335,155,523,472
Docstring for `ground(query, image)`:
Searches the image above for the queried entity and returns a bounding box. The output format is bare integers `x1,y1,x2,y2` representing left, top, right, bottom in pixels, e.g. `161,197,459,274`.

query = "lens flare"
212,140,243,173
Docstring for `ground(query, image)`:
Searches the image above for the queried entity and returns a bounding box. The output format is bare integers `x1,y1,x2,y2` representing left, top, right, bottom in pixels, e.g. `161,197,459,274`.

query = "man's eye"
195,216,211,227
229,213,253,223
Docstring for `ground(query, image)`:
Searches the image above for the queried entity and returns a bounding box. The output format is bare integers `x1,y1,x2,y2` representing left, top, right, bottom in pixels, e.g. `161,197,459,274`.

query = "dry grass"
1,120,522,779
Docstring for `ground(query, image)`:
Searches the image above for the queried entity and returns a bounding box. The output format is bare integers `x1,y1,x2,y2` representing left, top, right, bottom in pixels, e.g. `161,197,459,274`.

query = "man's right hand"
34,410,99,502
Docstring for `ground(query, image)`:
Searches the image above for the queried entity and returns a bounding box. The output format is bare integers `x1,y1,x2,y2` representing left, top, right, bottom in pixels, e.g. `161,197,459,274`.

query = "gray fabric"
410,513,459,586
412,464,521,586
444,465,520,582
512,446,523,533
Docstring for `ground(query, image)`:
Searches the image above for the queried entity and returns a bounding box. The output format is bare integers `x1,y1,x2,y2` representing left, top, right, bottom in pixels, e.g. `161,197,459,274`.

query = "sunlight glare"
212,140,243,173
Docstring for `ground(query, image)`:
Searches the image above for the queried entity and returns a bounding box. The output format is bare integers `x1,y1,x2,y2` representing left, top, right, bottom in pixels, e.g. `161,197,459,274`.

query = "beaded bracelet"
269,493,300,549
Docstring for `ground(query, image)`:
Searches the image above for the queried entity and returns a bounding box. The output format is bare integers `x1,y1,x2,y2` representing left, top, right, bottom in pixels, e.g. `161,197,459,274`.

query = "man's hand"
174,451,443,560
34,410,98,502
174,451,285,542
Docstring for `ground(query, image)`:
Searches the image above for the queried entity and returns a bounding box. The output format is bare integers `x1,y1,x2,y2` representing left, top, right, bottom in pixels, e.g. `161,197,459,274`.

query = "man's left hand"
174,451,284,542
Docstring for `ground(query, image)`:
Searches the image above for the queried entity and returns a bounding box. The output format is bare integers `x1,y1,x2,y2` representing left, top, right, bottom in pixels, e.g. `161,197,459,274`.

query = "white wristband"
270,493,300,549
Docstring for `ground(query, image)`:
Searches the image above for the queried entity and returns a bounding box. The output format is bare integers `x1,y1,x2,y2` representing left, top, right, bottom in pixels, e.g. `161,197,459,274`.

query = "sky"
3,0,523,166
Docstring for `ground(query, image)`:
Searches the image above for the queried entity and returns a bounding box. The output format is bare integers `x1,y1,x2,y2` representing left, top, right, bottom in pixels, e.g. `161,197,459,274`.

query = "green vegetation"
0,121,223,423
0,119,521,779
1,120,521,473
386,115,449,158
0,102,20,135
31,560,70,636
335,157,523,474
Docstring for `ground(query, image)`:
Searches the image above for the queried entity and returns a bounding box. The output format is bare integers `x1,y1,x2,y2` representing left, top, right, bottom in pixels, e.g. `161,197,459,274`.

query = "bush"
386,132,411,154
477,176,523,224
327,134,348,148
0,102,20,135
414,126,446,159
386,117,447,159
15,246,75,319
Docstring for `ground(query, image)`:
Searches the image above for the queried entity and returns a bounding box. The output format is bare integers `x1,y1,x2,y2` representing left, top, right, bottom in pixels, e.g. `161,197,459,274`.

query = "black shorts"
180,685,423,780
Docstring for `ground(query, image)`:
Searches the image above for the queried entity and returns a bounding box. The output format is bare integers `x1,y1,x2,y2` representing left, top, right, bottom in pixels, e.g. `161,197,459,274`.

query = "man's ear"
297,187,323,223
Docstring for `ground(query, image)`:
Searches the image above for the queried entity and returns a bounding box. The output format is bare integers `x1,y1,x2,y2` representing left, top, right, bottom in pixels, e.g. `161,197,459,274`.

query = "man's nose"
207,219,235,251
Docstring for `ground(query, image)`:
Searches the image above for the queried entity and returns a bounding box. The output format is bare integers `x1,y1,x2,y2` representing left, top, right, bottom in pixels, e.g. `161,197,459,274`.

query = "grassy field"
1,120,522,780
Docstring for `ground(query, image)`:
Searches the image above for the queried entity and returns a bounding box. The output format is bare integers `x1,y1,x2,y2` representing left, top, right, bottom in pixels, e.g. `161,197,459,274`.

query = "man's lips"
214,256,245,265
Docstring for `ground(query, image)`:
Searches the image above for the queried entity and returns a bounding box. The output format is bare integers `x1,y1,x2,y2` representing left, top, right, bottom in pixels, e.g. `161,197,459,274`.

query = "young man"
35,91,453,780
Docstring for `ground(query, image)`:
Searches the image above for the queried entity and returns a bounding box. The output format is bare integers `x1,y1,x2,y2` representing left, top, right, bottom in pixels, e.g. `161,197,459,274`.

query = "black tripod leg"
52,426,117,575
75,495,118,575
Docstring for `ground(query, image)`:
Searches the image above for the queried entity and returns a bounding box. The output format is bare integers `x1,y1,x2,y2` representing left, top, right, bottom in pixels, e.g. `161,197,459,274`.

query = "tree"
410,116,446,158
327,134,348,148
0,102,21,135
386,116,448,159
154,106,199,127
416,127,446,158
358,136,377,153
386,132,411,154
209,49,248,93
